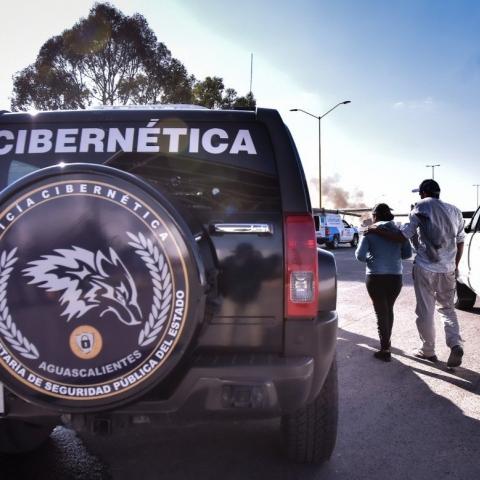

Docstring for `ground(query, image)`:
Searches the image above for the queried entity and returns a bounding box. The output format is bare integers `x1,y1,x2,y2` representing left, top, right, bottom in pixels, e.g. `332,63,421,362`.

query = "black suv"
0,107,338,464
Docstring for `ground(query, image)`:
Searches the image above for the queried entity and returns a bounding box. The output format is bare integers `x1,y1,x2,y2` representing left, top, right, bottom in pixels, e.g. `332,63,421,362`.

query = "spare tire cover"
0,164,205,411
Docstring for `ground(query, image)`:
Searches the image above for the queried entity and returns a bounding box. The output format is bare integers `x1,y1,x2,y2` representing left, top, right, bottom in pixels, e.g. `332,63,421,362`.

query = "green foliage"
192,78,256,110
10,2,255,111
231,92,256,110
193,76,225,109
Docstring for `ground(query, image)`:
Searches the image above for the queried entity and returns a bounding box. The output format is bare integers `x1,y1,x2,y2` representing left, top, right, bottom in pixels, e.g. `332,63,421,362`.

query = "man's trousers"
413,264,463,356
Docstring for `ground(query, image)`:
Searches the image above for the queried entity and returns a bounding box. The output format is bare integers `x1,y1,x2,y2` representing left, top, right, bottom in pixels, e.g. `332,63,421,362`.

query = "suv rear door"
0,109,285,352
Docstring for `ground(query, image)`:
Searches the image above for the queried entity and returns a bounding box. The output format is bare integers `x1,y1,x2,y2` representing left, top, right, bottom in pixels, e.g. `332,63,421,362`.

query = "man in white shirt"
367,179,465,367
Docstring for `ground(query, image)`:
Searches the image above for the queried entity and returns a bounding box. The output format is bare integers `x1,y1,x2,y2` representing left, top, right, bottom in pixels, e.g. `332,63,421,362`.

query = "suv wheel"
0,164,206,412
0,419,54,454
281,358,338,464
350,235,359,248
455,281,476,310
326,235,339,250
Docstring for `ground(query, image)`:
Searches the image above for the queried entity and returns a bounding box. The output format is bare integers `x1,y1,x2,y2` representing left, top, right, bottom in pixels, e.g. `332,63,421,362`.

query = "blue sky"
1,0,479,213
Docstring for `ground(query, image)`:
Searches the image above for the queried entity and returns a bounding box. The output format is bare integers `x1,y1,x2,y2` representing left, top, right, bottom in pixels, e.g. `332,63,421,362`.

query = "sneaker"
374,350,391,362
412,349,438,363
447,345,464,368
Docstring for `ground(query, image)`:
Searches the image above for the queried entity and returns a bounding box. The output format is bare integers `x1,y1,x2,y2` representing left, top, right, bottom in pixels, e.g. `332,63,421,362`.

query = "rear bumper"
322,234,336,244
2,312,338,427
82,311,337,423
110,355,316,420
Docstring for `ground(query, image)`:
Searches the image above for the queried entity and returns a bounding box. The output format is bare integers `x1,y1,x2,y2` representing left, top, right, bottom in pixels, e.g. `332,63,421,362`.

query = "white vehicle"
456,206,480,309
314,213,359,249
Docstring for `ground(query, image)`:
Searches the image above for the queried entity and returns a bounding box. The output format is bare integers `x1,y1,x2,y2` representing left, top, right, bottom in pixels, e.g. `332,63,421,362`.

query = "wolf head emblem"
23,246,143,326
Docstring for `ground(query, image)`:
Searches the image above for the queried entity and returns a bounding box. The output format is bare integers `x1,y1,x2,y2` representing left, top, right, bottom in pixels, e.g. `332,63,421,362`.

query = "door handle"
211,223,274,235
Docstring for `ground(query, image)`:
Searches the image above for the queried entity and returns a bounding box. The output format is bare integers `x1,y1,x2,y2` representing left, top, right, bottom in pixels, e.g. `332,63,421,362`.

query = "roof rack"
86,104,209,111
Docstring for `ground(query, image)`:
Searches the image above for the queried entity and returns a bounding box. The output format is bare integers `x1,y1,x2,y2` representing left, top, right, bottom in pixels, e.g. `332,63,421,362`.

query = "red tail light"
325,227,330,235
284,214,318,318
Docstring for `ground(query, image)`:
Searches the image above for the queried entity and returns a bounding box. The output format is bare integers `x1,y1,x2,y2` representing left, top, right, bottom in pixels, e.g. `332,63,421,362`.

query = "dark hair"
372,203,394,221
419,179,440,198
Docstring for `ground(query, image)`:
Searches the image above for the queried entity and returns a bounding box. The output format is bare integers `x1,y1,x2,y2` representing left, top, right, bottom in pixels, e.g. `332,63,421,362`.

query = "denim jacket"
356,221,412,274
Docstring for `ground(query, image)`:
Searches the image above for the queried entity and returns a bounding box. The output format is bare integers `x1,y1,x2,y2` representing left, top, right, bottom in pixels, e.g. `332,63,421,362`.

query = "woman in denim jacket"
356,204,412,361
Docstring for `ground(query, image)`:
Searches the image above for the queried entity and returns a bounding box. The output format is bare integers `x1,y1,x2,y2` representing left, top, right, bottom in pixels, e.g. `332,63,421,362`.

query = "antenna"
249,53,253,95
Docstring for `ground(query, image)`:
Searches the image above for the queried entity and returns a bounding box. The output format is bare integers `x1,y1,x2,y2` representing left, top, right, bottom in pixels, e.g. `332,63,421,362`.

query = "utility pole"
290,101,351,208
426,164,440,179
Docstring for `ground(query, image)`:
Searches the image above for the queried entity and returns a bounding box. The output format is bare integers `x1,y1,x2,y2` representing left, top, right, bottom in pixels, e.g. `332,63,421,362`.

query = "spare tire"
0,164,205,411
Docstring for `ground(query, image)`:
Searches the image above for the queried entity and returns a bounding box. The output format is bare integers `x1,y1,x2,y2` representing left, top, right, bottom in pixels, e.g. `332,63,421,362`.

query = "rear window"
0,119,281,213
314,216,326,230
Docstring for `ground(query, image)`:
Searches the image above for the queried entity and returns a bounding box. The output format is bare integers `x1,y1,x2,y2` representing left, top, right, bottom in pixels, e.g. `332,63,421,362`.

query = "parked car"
0,106,338,464
314,213,359,249
456,206,480,309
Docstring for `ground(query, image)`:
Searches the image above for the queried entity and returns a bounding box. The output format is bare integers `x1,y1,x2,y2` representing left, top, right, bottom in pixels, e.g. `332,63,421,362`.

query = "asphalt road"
1,246,479,479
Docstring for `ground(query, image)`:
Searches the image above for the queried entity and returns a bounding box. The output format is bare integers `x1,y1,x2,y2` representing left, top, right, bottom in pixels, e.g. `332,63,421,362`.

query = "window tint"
0,120,281,214
107,152,281,214
8,160,39,185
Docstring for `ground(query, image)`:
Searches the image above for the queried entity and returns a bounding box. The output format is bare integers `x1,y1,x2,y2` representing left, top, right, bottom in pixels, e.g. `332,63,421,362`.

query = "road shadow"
334,326,480,478
0,426,110,480
83,421,330,480
52,326,480,480
459,305,480,316
396,351,480,394
338,327,480,395
1,325,479,480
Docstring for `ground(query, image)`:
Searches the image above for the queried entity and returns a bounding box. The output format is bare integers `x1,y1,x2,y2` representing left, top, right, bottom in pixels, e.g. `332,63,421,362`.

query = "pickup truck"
456,206,480,309
314,212,359,249
0,106,338,464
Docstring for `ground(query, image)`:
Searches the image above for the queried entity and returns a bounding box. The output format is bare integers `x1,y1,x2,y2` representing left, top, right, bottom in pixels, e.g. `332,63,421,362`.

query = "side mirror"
464,223,472,234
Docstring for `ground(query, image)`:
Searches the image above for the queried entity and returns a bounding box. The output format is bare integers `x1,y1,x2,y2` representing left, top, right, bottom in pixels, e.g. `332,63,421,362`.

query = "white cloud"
393,97,435,110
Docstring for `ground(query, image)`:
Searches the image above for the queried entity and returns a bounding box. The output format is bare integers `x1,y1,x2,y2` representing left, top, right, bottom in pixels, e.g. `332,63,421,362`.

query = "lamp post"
426,164,440,180
474,184,480,208
290,100,351,208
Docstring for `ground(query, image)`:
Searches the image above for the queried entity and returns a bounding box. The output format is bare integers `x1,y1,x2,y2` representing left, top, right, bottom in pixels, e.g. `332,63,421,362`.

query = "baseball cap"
412,179,441,194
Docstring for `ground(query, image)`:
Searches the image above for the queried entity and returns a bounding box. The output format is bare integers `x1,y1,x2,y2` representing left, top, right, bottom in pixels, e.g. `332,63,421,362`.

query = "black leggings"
366,275,403,350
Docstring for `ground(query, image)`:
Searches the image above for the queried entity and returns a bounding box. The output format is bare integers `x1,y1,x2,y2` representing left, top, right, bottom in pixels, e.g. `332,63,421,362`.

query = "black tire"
326,235,339,250
0,419,54,454
281,358,338,464
350,235,359,248
0,164,206,412
455,281,476,310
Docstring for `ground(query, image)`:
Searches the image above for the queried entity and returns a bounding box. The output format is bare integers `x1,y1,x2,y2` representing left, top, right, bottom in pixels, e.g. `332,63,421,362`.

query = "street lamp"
426,164,440,180
473,184,480,208
290,100,351,208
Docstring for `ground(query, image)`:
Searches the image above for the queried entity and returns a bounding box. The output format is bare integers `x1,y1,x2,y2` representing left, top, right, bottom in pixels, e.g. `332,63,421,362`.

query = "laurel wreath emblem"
0,248,40,360
0,235,173,356
127,232,173,347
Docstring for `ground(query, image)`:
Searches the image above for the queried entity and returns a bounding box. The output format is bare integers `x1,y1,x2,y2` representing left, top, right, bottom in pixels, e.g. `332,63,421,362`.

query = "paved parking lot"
1,246,479,479
331,246,480,479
